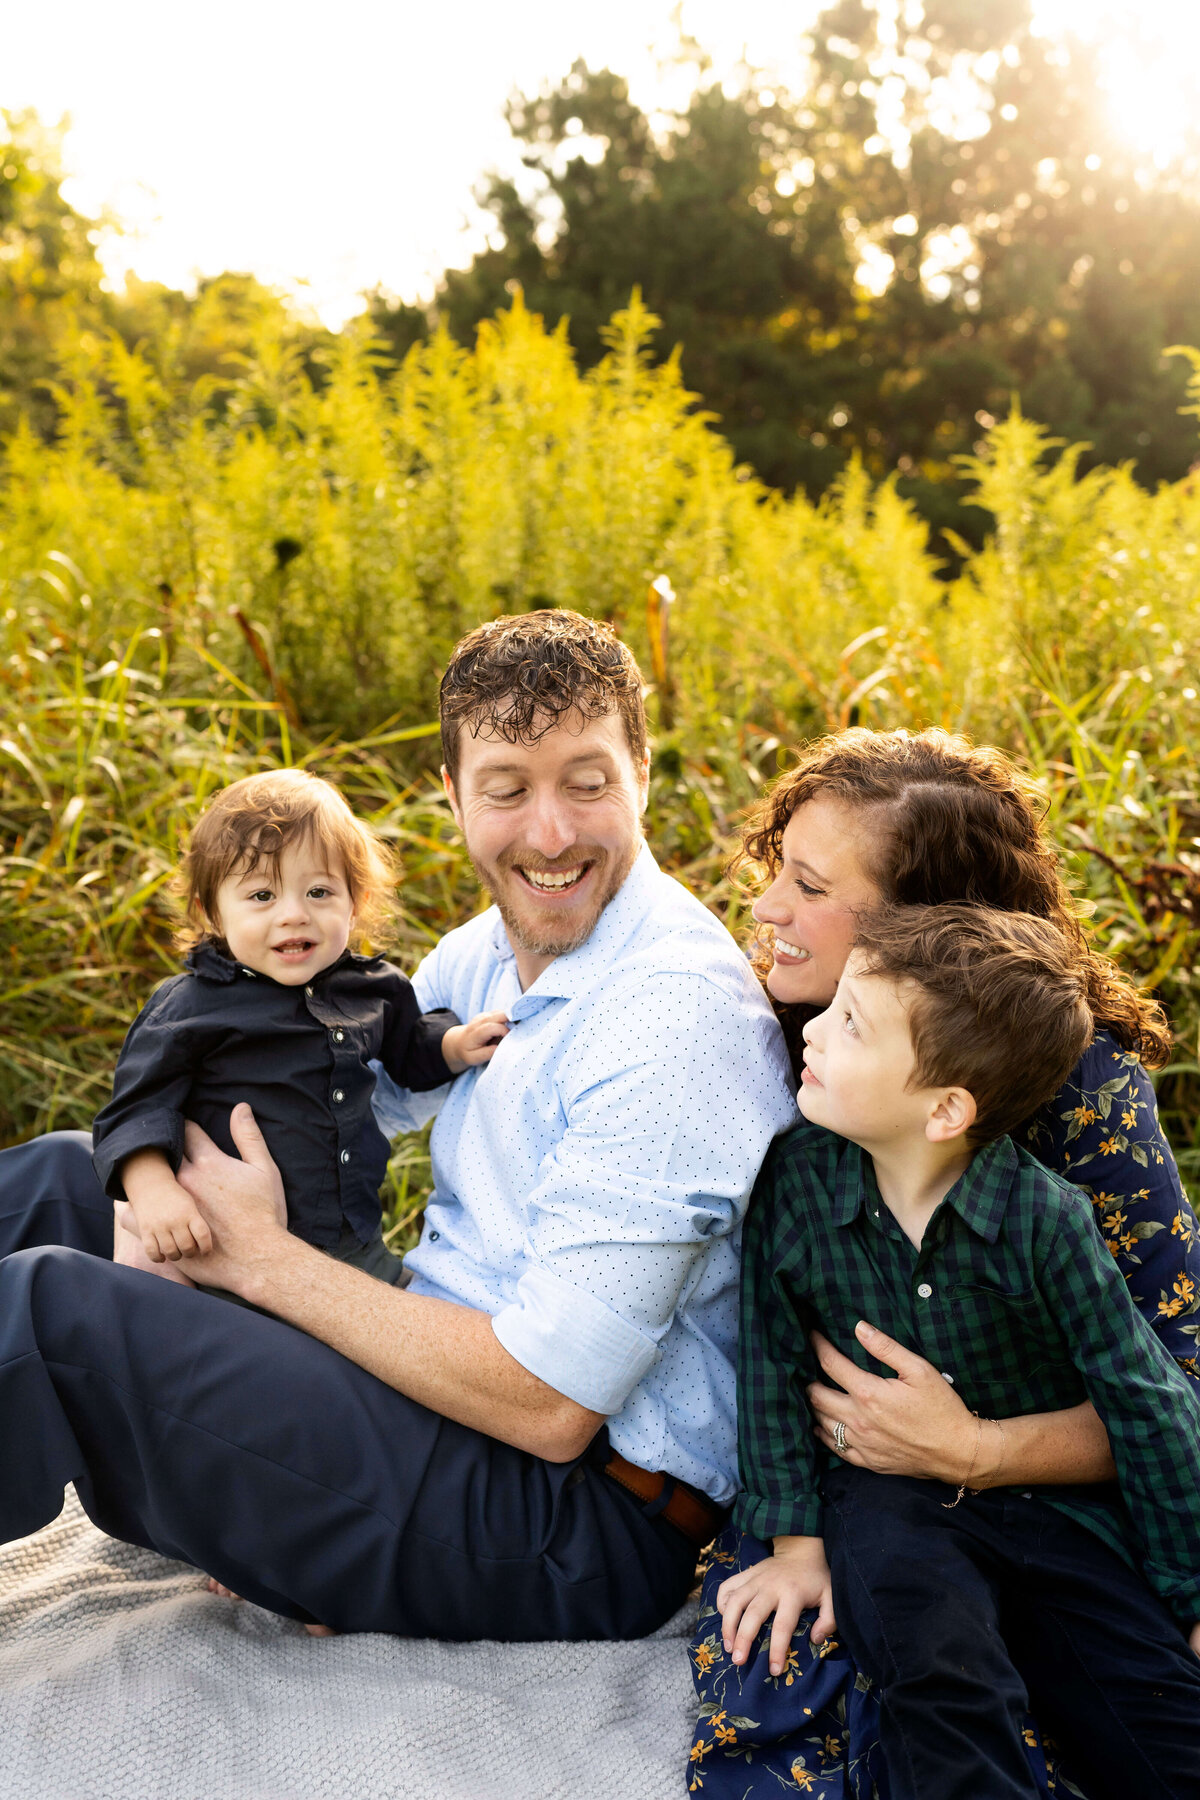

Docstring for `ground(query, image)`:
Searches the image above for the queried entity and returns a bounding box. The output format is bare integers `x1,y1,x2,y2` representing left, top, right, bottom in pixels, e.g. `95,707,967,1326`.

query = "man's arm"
176,1108,604,1461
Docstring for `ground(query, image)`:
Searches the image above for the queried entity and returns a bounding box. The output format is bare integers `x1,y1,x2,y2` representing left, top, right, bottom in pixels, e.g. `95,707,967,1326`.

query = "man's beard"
470,840,639,959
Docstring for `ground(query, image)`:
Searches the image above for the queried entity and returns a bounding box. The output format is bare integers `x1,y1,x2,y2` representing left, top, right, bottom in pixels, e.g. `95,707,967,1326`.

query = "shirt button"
917,1282,933,1299
428,1230,440,1242
305,985,313,997
941,1371,955,1385
333,1029,344,1042
340,1150,350,1165
333,1090,344,1104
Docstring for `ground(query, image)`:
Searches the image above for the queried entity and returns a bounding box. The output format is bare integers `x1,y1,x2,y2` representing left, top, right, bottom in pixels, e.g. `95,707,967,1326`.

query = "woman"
689,726,1200,1799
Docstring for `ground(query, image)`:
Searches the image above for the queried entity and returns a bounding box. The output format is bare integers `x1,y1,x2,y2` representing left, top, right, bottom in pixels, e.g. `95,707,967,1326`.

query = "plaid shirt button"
917,1282,933,1298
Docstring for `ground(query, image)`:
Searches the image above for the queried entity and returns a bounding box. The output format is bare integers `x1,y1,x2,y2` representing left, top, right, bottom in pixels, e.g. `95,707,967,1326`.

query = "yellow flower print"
692,1642,716,1675
1090,1191,1118,1209
1023,1727,1038,1747
822,1733,843,1762
1098,1136,1121,1156
711,1712,738,1747
1105,1209,1127,1233
1121,1104,1140,1128
789,1764,818,1793
781,1647,802,1686
1070,1105,1097,1128
1172,1212,1195,1245
1176,1275,1195,1306
816,1634,840,1658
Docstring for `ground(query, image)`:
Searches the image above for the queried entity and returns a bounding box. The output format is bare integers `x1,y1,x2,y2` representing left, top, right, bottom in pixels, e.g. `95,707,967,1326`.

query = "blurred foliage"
4,294,1200,1226
397,0,1200,553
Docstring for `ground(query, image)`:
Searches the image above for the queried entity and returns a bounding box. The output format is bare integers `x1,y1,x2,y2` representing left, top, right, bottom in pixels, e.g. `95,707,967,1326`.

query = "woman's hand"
716,1536,835,1675
807,1320,981,1484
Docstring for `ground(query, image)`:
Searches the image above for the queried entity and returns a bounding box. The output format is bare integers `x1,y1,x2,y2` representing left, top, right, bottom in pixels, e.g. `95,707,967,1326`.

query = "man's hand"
441,1010,510,1074
716,1536,835,1675
172,1105,289,1294
808,1320,982,1485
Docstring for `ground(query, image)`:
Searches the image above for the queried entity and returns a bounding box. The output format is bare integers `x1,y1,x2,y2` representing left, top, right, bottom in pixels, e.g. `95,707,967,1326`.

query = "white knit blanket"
0,1489,698,1800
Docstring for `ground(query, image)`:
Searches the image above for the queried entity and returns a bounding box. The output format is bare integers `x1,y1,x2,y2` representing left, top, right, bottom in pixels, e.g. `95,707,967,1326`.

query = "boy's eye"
308,886,331,899
248,889,274,903
842,1010,859,1037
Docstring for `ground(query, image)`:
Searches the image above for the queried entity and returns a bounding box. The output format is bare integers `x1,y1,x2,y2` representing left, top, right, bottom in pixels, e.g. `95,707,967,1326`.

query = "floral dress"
688,1031,1200,1798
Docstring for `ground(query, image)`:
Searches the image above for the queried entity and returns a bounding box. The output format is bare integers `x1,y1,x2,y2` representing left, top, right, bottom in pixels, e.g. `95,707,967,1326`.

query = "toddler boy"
93,769,507,1283
720,904,1200,1800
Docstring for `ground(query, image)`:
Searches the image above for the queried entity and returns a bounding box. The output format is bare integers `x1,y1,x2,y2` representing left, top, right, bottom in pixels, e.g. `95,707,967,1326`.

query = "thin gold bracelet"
943,1412,985,1509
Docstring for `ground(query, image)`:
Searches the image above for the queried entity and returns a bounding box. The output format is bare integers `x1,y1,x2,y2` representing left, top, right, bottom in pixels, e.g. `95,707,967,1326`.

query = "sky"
3,0,1199,328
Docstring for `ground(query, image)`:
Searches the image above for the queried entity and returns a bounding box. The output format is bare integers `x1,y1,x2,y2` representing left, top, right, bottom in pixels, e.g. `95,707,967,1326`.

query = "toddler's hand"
129,1185,214,1263
716,1535,836,1676
441,1010,510,1073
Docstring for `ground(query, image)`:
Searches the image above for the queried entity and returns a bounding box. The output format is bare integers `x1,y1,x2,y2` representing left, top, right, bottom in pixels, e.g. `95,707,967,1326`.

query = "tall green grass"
4,295,1200,1210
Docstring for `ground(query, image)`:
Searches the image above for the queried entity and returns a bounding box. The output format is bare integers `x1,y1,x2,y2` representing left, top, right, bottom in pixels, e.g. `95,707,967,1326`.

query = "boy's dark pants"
0,1132,696,1639
823,1464,1200,1800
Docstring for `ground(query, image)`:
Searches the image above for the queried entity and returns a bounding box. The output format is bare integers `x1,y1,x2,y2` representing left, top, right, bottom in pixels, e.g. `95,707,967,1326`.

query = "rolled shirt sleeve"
490,970,792,1416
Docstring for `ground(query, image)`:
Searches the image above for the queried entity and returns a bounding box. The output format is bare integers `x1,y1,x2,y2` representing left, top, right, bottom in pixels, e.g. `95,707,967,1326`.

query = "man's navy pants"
823,1463,1200,1800
0,1132,695,1637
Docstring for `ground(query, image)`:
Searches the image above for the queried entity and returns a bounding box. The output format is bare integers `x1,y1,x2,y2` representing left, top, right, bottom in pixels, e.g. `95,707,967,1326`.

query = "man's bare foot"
206,1575,337,1635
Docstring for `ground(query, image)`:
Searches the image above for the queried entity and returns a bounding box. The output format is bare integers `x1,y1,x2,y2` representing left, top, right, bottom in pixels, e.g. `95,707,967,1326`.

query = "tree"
423,0,1200,546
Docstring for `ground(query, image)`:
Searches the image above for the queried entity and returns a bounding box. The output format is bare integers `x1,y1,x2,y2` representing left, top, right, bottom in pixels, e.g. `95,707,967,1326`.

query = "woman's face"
751,795,884,1008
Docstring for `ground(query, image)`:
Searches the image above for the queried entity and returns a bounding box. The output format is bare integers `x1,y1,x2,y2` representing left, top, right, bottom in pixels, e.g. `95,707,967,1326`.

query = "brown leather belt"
602,1448,728,1548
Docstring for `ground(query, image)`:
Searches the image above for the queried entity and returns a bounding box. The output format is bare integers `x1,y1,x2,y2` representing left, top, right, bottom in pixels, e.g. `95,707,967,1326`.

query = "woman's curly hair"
734,725,1171,1070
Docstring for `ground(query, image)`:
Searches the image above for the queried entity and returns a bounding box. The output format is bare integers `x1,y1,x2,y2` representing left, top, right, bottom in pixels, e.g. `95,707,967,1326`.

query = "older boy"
720,905,1200,1800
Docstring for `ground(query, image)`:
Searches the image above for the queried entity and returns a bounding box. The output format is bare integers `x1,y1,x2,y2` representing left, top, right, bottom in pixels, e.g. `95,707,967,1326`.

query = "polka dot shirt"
371,843,798,1502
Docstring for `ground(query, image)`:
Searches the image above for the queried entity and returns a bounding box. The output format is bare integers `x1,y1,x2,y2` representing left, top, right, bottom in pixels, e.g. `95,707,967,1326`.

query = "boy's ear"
925,1086,977,1145
441,765,464,830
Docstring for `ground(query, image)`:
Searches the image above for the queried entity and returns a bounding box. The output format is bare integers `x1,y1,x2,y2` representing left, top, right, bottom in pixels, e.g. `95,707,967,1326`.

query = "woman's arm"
806,1320,1116,1487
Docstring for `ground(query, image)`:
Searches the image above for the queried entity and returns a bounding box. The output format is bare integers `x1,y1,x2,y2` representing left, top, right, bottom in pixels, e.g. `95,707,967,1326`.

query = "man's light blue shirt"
372,842,797,1503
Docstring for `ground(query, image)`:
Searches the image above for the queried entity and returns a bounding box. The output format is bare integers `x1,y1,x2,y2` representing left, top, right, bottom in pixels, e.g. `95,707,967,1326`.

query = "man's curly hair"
439,610,647,782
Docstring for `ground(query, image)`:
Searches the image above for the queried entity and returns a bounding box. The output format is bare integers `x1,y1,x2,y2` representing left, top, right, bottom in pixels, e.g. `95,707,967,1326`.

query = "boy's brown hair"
175,770,396,952
439,609,647,784
853,903,1094,1143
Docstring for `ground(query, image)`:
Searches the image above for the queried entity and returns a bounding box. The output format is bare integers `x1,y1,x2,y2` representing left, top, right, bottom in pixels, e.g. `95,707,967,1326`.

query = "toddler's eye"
308,886,331,899
842,1010,859,1037
249,889,273,903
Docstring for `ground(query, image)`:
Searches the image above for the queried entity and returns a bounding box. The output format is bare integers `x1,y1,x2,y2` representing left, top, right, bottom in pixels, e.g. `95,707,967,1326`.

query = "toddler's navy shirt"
92,941,459,1248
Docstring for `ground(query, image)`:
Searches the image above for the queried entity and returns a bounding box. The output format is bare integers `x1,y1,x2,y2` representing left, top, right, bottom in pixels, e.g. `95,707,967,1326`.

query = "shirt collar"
830,1132,1018,1244
185,943,371,987
498,841,661,1016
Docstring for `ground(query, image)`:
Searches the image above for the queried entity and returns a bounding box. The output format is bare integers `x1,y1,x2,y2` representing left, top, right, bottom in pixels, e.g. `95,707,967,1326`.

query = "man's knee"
0,1131,113,1258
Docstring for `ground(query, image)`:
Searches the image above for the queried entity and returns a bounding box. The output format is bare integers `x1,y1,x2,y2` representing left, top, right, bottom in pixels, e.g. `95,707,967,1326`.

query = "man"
0,610,795,1638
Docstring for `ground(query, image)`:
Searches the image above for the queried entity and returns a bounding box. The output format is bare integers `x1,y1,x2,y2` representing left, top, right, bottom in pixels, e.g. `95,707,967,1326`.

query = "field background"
4,294,1200,1236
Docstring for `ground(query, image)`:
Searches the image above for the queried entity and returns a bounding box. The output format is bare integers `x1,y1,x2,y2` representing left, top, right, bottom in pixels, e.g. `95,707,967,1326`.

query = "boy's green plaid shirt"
736,1119,1200,1626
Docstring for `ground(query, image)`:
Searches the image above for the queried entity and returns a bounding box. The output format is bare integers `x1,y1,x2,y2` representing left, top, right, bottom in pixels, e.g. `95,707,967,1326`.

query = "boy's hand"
716,1535,835,1675
441,1011,510,1074
128,1184,214,1263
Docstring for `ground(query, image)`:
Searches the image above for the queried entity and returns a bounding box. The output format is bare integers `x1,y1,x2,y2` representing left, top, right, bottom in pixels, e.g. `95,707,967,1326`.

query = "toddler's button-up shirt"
93,943,457,1248
371,843,798,1504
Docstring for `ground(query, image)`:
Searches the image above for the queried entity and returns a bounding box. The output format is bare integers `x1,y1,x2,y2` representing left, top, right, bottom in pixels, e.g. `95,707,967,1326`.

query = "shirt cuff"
491,1264,661,1413
91,1110,185,1200
733,1490,825,1541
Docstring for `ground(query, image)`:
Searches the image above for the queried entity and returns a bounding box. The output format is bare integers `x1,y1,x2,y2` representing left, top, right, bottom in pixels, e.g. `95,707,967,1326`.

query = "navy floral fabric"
688,1031,1200,1797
